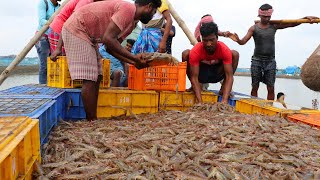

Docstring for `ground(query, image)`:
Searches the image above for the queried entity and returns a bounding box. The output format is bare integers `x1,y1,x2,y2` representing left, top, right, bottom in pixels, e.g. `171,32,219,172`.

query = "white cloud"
0,0,320,67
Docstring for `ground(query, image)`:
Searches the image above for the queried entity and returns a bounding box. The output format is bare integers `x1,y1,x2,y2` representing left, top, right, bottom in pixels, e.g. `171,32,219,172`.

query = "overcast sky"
0,0,319,68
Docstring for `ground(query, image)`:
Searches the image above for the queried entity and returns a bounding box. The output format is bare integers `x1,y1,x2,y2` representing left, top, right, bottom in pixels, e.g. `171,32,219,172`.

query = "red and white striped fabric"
61,28,102,82
48,30,66,55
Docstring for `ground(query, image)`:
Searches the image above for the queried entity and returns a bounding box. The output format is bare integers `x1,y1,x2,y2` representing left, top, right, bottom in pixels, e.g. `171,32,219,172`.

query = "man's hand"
158,41,166,53
227,32,240,42
134,53,150,69
221,31,230,37
50,49,62,62
303,16,319,24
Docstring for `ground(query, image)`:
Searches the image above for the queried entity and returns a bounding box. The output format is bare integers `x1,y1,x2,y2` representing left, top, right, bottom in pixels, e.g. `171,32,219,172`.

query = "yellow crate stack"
0,117,40,180
159,91,218,111
97,89,159,118
236,99,320,117
47,56,110,88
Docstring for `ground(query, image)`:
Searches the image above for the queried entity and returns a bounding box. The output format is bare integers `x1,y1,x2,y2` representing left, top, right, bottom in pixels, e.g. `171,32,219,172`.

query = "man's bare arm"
190,65,202,103
229,25,254,45
221,64,234,103
158,10,172,53
102,21,139,63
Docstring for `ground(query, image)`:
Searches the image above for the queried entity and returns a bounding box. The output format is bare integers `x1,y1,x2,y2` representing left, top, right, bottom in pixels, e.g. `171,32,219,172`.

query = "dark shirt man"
231,3,318,100
161,23,175,54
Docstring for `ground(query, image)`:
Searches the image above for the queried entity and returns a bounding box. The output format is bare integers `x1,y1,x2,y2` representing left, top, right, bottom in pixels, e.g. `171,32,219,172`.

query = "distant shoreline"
235,72,301,79
0,65,301,80
0,65,39,75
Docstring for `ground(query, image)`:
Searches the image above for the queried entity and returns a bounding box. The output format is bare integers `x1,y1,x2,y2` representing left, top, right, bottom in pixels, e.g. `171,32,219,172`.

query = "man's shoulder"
217,41,232,55
191,42,204,52
217,41,230,49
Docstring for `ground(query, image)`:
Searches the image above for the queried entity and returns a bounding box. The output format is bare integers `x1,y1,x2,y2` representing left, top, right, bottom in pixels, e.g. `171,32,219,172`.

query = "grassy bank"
0,65,39,75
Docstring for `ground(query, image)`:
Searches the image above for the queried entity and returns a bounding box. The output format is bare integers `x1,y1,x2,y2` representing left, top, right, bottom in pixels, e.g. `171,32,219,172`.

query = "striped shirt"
63,0,136,44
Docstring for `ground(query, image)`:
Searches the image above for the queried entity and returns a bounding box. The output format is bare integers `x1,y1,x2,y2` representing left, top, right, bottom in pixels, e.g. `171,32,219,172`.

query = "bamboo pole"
0,0,70,85
254,18,320,24
167,0,197,46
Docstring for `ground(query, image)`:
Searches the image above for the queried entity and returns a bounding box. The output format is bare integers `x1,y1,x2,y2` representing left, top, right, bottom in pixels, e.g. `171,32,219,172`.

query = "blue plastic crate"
0,84,65,120
0,84,64,97
0,98,58,145
64,89,86,120
210,90,254,106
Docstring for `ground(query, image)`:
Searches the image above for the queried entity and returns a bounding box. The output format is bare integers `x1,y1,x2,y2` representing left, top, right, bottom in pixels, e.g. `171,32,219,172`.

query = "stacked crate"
47,56,110,88
0,117,40,179
128,62,218,110
0,98,58,146
0,85,64,145
159,91,218,111
128,62,187,91
64,88,159,119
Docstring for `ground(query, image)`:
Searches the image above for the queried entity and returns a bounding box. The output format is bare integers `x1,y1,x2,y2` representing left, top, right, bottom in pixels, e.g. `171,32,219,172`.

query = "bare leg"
251,85,259,97
111,71,121,87
95,74,102,100
182,49,193,91
82,80,98,121
267,85,275,100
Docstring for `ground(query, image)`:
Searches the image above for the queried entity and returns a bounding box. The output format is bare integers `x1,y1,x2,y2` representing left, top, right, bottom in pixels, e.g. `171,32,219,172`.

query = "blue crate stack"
0,84,65,119
64,89,86,120
0,98,57,145
0,84,65,145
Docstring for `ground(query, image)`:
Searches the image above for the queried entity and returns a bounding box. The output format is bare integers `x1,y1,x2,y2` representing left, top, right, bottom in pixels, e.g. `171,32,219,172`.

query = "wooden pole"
167,0,197,46
0,0,70,85
254,18,320,24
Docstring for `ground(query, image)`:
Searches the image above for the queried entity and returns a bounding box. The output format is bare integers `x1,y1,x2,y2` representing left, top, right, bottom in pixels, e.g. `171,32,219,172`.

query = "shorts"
198,62,225,83
110,69,127,86
251,59,276,87
62,28,102,82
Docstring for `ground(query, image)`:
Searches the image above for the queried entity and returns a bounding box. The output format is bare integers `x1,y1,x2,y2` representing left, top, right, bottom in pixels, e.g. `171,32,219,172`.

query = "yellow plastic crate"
47,56,110,88
0,117,40,180
97,89,159,118
236,99,266,114
159,91,218,111
236,99,320,117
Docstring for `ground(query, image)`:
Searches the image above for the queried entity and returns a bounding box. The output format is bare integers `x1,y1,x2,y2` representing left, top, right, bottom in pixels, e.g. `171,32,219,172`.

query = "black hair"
200,22,218,37
277,92,285,100
259,3,272,10
201,14,212,19
135,0,162,9
127,39,136,46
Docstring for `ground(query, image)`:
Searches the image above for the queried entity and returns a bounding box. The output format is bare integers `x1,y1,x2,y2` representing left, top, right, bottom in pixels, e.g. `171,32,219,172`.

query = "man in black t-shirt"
161,23,175,54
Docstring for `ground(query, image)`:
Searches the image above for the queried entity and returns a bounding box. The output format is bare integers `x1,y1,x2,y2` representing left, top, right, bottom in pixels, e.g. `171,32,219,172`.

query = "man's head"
126,39,135,52
258,4,273,24
135,0,162,24
200,22,219,54
201,14,212,19
277,92,285,100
